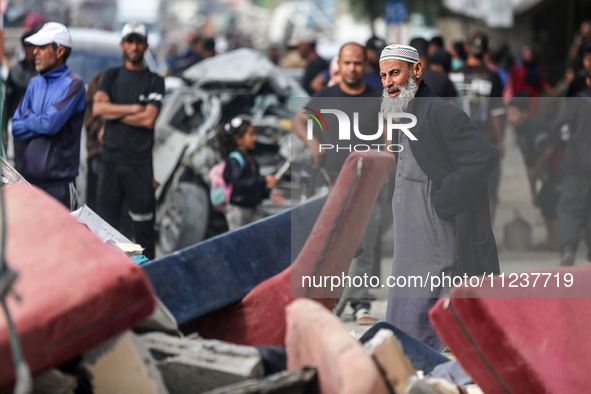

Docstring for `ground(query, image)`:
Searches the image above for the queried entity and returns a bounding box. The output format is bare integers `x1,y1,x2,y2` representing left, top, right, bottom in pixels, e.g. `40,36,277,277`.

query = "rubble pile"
0,149,589,393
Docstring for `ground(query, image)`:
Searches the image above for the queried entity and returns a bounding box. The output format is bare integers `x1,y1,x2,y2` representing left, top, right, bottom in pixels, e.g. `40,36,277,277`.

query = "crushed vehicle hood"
182,48,307,98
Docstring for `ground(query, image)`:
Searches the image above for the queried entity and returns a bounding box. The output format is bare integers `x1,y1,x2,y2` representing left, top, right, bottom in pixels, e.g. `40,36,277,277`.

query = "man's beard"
124,52,144,65
343,75,362,88
380,74,419,119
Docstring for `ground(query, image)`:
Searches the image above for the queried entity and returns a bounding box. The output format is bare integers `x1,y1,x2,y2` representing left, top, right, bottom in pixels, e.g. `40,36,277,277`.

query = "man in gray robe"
379,44,500,350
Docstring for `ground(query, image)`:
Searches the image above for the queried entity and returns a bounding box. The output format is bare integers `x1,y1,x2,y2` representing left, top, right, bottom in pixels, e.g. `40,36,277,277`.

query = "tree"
345,0,386,35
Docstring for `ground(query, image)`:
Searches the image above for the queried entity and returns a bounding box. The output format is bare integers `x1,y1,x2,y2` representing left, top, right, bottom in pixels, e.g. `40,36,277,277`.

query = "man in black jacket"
553,73,591,266
379,44,499,350
290,31,328,96
4,30,37,170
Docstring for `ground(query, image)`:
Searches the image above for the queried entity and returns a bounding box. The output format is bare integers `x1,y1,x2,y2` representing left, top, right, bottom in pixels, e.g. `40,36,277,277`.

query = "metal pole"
0,0,5,65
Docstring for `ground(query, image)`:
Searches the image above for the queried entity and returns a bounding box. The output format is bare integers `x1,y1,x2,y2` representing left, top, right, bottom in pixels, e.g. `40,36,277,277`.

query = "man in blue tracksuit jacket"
12,22,86,210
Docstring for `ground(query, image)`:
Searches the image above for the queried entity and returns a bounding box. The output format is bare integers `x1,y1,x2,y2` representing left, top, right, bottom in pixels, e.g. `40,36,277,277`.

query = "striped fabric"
379,44,420,64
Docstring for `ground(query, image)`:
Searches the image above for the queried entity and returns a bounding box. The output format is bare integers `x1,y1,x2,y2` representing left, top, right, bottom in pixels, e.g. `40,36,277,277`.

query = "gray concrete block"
32,369,77,394
202,367,318,394
140,333,264,394
82,331,170,394
134,298,182,337
0,369,77,394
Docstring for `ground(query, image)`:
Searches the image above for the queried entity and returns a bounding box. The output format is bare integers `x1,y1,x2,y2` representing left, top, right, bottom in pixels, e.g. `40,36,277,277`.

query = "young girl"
216,117,284,230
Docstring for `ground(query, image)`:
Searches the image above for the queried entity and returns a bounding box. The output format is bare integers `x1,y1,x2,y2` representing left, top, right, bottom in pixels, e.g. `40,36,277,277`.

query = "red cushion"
429,265,591,393
0,184,155,388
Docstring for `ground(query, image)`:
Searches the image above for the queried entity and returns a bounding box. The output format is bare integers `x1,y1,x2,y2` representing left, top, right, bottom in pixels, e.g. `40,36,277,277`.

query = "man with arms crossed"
93,22,164,260
12,22,86,210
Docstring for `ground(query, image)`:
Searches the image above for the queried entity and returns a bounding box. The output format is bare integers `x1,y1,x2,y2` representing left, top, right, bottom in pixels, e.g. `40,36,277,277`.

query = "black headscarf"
522,45,541,87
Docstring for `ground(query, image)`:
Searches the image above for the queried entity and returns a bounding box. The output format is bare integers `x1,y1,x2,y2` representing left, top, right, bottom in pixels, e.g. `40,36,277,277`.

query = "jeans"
359,321,450,375
349,201,382,312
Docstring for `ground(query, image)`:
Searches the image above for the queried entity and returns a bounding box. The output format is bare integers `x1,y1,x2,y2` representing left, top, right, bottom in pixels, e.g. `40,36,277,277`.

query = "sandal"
355,308,377,325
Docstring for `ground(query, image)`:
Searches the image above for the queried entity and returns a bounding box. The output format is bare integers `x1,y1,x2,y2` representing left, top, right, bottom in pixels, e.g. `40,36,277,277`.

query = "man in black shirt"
293,43,382,172
290,31,329,96
553,74,591,266
93,22,165,260
449,31,504,223
409,37,457,102
293,42,383,325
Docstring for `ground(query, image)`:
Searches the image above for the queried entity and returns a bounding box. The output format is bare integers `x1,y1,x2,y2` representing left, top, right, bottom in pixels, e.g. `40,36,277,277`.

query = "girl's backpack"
209,151,245,210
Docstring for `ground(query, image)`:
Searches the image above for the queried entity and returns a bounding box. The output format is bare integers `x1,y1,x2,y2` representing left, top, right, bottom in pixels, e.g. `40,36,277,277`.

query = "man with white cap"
12,22,86,210
290,31,329,95
379,44,500,350
93,22,164,260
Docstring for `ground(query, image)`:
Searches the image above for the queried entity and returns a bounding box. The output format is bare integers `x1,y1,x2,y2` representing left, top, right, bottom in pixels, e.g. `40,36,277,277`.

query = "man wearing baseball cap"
12,22,86,210
379,44,499,350
449,31,504,225
364,35,387,89
93,21,164,260
290,31,328,95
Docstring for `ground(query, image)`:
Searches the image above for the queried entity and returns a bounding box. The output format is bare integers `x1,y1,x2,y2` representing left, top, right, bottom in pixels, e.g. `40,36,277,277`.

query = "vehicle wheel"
158,182,209,254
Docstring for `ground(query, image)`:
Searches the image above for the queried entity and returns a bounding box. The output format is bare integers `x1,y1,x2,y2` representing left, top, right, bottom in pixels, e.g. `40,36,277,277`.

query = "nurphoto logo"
304,109,418,153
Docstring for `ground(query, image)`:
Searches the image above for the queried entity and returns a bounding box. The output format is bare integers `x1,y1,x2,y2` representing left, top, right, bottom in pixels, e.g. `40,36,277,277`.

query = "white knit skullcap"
379,44,420,63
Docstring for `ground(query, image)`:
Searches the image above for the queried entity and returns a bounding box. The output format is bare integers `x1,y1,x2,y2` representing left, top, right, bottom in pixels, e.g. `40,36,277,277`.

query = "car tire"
158,182,209,254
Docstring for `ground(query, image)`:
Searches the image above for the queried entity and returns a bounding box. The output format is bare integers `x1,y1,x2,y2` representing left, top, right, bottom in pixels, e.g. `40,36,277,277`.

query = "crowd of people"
294,27,589,248
288,25,591,341
3,15,590,356
155,23,591,273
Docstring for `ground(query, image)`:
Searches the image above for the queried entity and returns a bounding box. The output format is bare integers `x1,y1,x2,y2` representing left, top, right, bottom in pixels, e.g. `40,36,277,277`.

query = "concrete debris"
140,332,264,393
29,369,77,394
135,298,182,337
83,331,169,394
202,367,319,394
